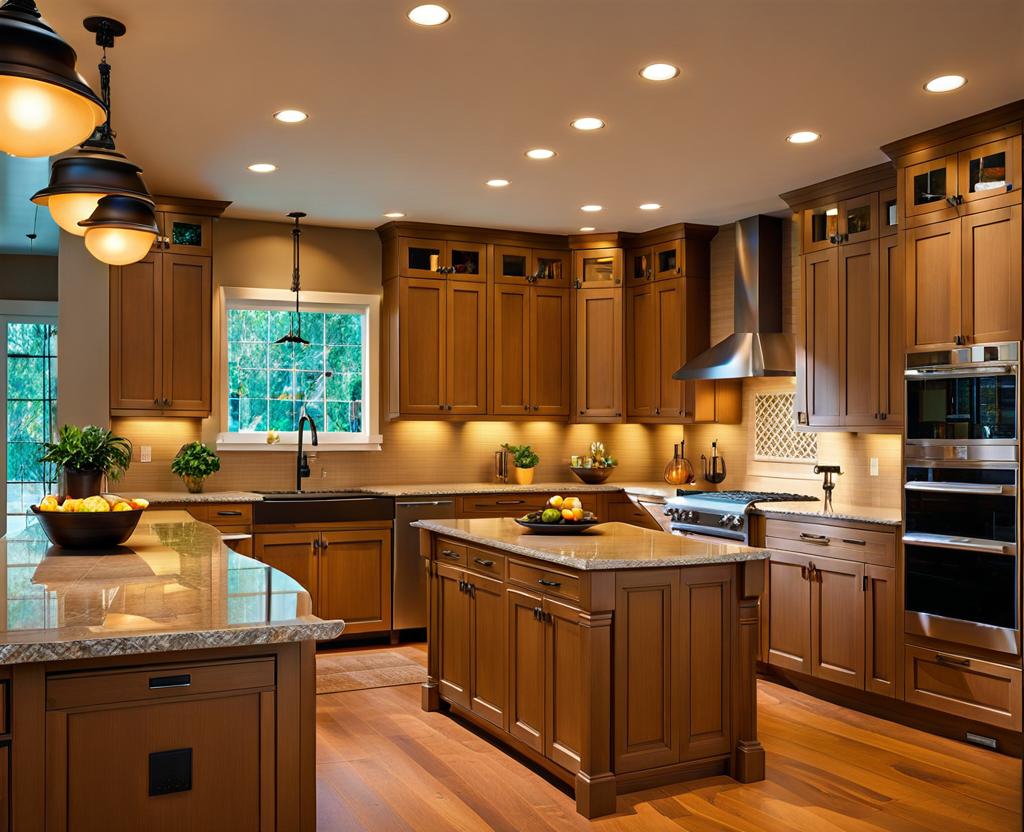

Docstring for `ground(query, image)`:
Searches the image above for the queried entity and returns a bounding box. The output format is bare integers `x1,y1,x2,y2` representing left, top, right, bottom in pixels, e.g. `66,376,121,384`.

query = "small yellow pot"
512,466,535,485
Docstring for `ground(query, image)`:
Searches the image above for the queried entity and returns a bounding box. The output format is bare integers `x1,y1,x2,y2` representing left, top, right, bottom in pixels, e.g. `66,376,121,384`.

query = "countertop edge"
754,507,903,527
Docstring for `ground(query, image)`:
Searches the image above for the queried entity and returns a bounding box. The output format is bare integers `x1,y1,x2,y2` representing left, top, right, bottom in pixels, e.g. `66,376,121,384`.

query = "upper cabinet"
109,196,229,417
493,245,569,287
574,247,623,289
399,238,487,280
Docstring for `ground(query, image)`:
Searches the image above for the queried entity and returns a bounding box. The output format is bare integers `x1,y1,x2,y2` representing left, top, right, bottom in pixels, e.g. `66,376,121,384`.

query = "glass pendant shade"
79,194,157,266
43,191,102,235
0,2,105,157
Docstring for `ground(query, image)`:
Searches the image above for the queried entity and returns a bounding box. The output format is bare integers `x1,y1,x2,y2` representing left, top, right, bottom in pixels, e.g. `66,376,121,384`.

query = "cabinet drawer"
206,504,253,525
765,519,895,567
435,538,468,567
508,559,580,602
904,646,1021,731
466,546,505,578
458,493,545,517
46,658,276,710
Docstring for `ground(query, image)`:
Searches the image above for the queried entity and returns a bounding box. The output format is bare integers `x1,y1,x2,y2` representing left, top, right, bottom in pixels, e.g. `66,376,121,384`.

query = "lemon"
547,495,564,509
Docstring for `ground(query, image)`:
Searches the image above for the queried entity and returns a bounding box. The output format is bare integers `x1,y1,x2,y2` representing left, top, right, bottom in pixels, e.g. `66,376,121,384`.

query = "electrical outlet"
869,457,879,477
140,445,152,463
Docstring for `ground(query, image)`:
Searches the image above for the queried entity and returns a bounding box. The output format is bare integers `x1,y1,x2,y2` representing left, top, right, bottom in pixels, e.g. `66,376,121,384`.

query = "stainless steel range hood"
672,214,794,380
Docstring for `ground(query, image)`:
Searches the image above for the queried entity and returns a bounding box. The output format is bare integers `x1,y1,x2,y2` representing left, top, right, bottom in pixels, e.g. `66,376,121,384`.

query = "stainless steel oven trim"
904,443,1019,459
905,341,1020,370
905,365,1016,379
904,610,1020,656
904,481,1017,496
902,532,1016,556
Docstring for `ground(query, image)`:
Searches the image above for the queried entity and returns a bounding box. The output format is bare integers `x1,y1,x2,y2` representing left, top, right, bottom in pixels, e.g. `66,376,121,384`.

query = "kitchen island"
414,518,769,818
0,510,341,832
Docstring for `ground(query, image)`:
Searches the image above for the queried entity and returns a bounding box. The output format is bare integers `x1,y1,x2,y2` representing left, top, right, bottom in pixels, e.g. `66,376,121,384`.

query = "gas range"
664,490,819,543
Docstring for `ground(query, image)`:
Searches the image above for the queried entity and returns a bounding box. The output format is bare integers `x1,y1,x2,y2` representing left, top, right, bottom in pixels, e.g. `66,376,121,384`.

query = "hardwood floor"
315,644,1022,831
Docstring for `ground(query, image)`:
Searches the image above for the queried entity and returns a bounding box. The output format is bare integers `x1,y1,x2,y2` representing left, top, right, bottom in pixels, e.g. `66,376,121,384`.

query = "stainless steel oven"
903,459,1020,655
905,342,1018,457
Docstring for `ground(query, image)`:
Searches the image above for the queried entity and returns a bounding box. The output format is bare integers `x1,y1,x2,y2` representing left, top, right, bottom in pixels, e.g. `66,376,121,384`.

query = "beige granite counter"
361,481,626,497
755,501,902,527
139,490,264,505
0,510,342,664
413,517,769,571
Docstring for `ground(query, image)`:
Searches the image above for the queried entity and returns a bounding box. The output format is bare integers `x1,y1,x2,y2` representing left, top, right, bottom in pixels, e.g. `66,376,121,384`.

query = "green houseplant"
502,443,540,485
39,425,133,498
170,442,221,493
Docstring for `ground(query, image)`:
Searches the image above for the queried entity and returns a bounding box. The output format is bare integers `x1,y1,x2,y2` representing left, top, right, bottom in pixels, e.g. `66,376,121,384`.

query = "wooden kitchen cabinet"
446,280,487,414
865,564,897,698
109,253,162,412
319,529,392,635
437,562,471,708
765,550,813,675
507,587,546,752
398,238,487,280
155,211,213,256
574,248,623,289
494,245,569,287
800,247,840,427
905,218,961,349
161,254,212,413
810,556,866,689
575,287,624,421
838,240,880,428
627,247,653,284
254,532,319,607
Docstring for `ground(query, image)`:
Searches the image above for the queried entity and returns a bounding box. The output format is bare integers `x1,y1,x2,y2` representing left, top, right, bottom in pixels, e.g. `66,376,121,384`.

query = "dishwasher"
394,497,457,630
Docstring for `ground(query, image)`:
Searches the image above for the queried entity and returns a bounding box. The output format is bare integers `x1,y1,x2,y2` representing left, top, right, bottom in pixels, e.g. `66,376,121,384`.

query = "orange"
561,508,575,521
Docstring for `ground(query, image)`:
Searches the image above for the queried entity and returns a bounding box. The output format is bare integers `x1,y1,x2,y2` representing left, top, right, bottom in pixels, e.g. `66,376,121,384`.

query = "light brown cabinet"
154,211,213,256
574,248,623,289
254,527,392,635
493,245,569,287
799,247,840,427
398,237,487,280
575,287,624,421
110,252,212,417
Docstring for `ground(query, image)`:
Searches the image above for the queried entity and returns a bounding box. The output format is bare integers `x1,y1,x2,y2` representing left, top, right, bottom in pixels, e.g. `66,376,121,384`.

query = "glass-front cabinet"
801,203,840,253
399,238,486,279
652,240,683,279
959,136,1020,209
880,188,898,236
628,248,652,284
574,248,623,289
802,193,881,252
905,155,958,222
155,212,212,256
494,246,568,286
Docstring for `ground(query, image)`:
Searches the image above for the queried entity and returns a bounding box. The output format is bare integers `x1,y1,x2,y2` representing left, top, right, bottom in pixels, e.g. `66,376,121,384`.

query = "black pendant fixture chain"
81,16,125,151
275,212,310,345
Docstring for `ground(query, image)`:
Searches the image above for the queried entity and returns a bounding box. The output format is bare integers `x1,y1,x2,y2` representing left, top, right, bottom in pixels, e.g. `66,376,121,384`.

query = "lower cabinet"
254,526,393,635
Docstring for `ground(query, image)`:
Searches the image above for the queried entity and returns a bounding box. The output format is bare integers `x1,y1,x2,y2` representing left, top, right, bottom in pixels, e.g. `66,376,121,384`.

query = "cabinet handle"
163,398,171,406
149,673,191,689
936,654,970,668
532,405,539,411
537,578,561,588
533,606,543,621
808,564,820,582
862,575,868,592
800,565,809,580
494,500,524,505
438,404,445,410
841,538,866,546
440,549,460,560
153,398,159,405
446,404,453,411
799,532,830,545
216,510,242,516
459,579,466,592
523,404,529,411
473,557,494,567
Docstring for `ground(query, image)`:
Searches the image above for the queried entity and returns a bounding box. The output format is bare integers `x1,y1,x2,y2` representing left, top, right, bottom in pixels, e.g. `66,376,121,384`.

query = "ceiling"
0,155,60,254
19,0,1024,235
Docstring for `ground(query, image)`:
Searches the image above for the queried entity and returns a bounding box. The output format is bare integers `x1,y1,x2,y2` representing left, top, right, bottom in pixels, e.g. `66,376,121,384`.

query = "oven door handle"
902,532,1016,556
904,482,1015,496
905,365,1016,379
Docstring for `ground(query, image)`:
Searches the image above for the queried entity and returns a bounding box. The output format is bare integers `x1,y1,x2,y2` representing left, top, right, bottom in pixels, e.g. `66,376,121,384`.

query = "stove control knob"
718,514,733,527
731,515,744,530
683,510,697,523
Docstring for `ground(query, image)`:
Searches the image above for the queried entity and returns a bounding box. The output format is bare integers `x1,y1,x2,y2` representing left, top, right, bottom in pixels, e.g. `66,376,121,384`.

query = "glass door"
529,250,569,287
838,192,878,244
627,248,652,284
399,238,445,278
445,241,486,280
904,154,958,222
494,245,531,284
958,136,1021,209
652,240,682,279
879,187,898,236
574,248,622,288
801,203,839,253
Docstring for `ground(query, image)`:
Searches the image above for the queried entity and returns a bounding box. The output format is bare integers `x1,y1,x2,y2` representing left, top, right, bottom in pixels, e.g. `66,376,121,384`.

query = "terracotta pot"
62,468,104,499
183,475,205,494
512,466,535,485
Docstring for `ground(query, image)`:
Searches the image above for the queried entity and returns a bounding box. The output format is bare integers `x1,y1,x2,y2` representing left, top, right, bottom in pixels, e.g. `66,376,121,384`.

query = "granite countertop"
362,481,629,497
139,491,264,505
753,500,902,527
412,517,769,571
0,510,342,664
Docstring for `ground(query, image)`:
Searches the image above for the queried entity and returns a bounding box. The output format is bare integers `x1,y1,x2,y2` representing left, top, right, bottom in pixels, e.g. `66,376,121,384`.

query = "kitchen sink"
254,491,394,524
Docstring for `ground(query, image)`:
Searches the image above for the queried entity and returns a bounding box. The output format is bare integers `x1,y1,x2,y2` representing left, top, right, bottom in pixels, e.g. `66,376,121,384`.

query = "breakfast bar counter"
0,509,341,831
414,518,768,818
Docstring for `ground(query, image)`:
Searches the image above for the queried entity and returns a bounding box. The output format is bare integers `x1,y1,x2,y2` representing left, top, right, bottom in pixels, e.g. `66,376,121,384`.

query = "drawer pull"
473,557,494,567
494,499,525,505
537,578,561,588
149,674,191,690
841,538,866,546
216,510,242,516
936,654,971,668
440,549,461,560
799,532,830,545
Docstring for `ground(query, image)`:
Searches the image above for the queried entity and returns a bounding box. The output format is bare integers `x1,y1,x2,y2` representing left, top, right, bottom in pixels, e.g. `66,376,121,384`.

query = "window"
218,288,381,450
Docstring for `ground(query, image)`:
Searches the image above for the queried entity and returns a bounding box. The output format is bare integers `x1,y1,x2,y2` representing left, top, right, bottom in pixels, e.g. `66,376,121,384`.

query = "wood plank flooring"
315,645,1021,832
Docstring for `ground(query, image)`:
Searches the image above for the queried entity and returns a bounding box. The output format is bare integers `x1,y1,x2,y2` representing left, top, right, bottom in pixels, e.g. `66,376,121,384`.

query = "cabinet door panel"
627,247,653,285
491,285,530,415
110,254,162,411
903,154,958,225
765,550,812,674
254,533,318,608
399,278,446,413
958,135,1022,213
446,280,487,414
575,288,623,420
545,598,583,774
839,240,880,427
653,240,683,280
493,245,531,285
530,287,570,416
530,249,570,288
839,192,878,245
319,529,392,634
655,280,688,418
803,248,840,426
163,212,212,256
905,219,961,350
162,254,211,413
574,248,623,289
626,284,656,418
865,564,897,698
468,572,506,729
879,235,904,423
507,589,545,752
446,241,487,281
810,557,865,689
437,563,470,708
962,205,1021,344
801,203,839,254
399,238,445,279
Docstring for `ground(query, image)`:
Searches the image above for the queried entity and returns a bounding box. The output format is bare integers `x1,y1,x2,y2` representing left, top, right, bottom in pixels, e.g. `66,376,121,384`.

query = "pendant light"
78,192,158,266
275,212,310,345
0,0,106,157
32,16,151,237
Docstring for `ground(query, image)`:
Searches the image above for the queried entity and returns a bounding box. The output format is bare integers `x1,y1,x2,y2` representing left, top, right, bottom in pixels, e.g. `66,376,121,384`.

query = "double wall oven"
903,342,1020,655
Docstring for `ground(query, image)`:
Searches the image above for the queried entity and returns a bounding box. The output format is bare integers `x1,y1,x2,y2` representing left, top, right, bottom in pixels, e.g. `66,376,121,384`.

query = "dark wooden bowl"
514,519,601,535
569,466,615,484
31,506,143,551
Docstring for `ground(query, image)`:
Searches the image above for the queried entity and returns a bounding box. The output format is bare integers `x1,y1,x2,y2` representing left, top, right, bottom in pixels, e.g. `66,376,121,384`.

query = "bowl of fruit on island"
515,495,600,535
31,494,150,550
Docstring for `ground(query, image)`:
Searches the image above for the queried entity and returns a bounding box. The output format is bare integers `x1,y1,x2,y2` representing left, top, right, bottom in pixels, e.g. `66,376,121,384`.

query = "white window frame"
216,287,382,452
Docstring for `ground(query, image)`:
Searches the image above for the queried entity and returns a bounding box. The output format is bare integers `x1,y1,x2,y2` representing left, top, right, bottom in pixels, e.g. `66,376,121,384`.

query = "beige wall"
0,254,58,301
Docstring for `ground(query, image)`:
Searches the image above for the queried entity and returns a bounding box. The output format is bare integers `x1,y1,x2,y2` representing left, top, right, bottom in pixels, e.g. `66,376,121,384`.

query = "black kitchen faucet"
296,409,319,491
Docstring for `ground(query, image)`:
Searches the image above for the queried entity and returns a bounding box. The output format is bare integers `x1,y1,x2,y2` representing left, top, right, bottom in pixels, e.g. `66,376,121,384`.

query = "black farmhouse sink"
254,491,394,525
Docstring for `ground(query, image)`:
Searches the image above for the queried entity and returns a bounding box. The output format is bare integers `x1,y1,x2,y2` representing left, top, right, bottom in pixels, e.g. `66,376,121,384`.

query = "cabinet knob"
532,405,539,411
523,404,529,411
446,404,453,411
438,404,445,410
163,398,171,406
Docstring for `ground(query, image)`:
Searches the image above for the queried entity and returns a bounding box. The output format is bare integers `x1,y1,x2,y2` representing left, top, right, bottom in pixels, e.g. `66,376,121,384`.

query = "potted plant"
39,425,133,499
502,443,539,485
171,441,221,493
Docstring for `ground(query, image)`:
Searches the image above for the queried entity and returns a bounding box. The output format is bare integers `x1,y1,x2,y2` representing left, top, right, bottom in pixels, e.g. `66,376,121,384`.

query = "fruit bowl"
570,465,615,484
514,518,601,535
31,506,144,550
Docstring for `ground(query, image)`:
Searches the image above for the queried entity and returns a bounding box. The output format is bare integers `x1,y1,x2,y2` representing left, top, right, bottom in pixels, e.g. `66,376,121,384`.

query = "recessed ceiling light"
486,179,510,188
924,74,966,93
525,148,556,160
383,212,405,218
580,204,603,212
408,4,450,26
579,226,596,232
786,131,820,144
247,163,276,173
274,109,308,123
639,203,661,210
571,117,605,131
640,63,680,81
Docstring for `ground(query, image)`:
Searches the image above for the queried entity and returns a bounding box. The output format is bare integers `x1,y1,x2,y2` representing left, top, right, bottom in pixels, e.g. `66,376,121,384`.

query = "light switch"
869,457,879,477
140,445,152,463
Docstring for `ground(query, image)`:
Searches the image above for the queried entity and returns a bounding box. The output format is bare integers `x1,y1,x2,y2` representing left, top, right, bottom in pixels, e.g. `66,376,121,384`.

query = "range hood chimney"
672,214,794,380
